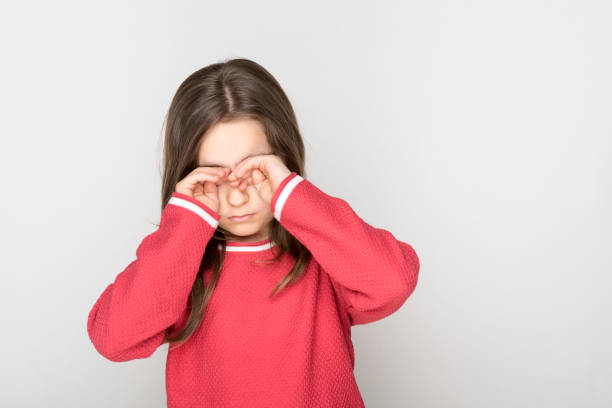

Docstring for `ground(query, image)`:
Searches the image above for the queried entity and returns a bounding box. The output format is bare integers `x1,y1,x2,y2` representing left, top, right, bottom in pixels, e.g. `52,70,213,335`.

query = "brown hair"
156,58,311,350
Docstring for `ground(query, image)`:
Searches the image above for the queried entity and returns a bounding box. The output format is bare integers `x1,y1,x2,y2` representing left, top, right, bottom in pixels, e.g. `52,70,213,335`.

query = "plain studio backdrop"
0,0,610,407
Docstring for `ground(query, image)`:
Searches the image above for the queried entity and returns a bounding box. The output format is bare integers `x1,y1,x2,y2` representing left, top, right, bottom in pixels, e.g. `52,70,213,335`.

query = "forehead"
197,118,272,169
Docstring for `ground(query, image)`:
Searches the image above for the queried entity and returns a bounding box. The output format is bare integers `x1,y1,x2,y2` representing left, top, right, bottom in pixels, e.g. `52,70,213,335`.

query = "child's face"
197,118,275,243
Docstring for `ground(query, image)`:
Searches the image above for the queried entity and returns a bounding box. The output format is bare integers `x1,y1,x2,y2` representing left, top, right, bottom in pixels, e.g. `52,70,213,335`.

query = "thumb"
251,168,267,184
203,179,218,196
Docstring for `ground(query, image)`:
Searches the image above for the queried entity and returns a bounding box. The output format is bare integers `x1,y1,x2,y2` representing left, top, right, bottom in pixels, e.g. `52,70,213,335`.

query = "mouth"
228,213,254,222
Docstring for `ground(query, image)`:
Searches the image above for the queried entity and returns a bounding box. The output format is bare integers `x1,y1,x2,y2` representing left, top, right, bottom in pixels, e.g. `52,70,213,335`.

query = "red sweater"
87,172,420,407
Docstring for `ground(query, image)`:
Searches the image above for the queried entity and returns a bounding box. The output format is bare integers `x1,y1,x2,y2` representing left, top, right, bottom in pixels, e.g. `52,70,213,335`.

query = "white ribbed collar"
217,238,276,252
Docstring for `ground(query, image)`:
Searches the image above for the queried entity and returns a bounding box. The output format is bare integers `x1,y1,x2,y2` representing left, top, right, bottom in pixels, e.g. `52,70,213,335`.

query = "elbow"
383,272,417,316
87,330,156,363
87,285,126,361
348,290,412,326
87,320,124,362
372,242,419,314
88,331,122,362
87,317,163,362
398,263,419,302
398,241,420,297
375,269,419,322
87,308,135,363
344,242,420,326
91,343,129,363
363,242,420,312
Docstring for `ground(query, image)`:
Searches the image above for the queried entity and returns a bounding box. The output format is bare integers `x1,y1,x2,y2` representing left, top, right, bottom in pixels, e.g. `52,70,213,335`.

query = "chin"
222,222,261,236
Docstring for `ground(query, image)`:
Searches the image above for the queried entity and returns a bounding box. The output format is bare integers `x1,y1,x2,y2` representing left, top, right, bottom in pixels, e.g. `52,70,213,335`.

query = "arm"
271,172,420,326
86,192,220,362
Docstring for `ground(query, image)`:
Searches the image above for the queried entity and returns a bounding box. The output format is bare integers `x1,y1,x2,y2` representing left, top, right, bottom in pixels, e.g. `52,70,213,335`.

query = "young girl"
87,58,420,408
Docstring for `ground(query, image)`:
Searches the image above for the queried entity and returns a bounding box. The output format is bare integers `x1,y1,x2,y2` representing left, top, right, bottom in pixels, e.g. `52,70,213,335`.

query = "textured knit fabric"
87,172,420,407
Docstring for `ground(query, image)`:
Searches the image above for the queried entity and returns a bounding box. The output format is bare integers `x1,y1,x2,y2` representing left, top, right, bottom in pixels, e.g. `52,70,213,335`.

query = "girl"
87,58,420,408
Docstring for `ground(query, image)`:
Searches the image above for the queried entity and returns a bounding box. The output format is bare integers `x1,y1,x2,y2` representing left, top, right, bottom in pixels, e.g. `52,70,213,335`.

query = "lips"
229,213,254,222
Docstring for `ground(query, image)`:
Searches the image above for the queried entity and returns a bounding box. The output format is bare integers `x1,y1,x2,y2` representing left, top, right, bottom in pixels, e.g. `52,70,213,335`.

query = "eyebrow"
199,151,273,169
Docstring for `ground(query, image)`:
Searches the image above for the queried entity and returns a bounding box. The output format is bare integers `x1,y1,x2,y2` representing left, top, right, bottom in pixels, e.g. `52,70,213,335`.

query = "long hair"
157,58,311,350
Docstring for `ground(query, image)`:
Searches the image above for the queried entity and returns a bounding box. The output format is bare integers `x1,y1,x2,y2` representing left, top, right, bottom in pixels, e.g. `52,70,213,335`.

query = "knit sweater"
87,171,420,407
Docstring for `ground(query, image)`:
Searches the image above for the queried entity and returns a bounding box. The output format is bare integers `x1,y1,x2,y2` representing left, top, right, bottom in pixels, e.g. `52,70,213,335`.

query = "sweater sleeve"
270,172,420,326
86,192,220,362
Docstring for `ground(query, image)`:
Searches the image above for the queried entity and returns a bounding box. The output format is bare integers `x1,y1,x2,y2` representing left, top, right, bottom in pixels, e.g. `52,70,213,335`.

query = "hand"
174,166,231,213
226,154,292,205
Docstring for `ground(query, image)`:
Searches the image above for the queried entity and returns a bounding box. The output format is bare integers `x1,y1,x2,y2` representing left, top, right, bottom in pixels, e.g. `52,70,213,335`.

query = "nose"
219,180,250,207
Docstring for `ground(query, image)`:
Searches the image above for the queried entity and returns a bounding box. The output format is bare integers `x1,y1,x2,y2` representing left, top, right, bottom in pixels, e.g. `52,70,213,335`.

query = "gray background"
1,0,610,407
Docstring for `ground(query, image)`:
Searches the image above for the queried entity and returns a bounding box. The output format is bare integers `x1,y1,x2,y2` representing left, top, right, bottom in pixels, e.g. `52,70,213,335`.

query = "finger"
251,168,266,184
184,171,225,190
185,171,223,190
203,177,219,195
230,156,267,180
232,160,253,179
230,168,262,189
229,169,251,186
194,166,228,177
229,174,245,185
